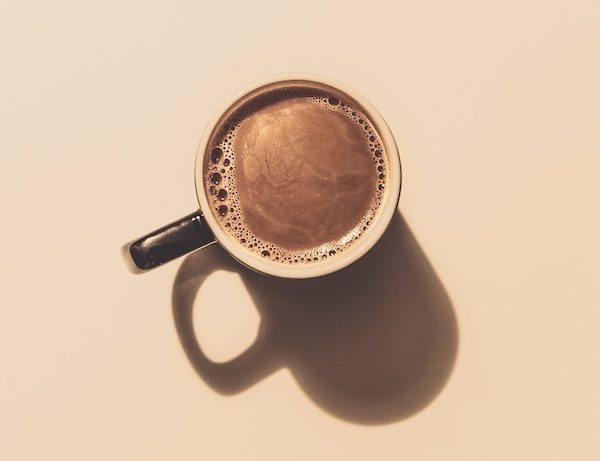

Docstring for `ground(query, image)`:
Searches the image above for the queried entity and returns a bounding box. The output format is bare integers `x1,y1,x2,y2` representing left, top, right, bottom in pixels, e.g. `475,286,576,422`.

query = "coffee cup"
123,74,401,278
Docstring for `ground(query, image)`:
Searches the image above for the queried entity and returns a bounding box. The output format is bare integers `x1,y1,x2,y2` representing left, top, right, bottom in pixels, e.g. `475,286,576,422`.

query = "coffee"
203,80,388,265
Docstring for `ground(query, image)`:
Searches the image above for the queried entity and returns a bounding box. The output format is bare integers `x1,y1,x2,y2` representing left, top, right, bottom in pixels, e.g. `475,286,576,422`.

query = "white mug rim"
194,73,401,279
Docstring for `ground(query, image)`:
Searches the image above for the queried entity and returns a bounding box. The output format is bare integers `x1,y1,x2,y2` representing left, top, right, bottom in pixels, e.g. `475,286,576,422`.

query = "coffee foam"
204,86,387,265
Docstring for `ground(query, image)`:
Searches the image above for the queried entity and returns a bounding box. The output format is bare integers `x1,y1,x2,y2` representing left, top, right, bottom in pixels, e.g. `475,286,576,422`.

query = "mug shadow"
172,212,459,425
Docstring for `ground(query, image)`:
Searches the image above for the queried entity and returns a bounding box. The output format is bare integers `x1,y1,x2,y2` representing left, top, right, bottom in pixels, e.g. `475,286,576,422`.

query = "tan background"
1,1,599,460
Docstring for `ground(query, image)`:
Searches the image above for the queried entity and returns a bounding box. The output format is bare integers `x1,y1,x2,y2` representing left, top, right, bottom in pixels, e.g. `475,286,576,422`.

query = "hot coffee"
203,80,388,265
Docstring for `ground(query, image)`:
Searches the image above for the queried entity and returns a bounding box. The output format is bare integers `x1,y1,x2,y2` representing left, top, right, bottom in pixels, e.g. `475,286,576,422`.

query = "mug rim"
194,73,401,279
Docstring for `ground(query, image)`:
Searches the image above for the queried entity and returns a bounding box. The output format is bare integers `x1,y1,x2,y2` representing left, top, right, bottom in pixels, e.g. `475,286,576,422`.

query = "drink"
203,80,389,265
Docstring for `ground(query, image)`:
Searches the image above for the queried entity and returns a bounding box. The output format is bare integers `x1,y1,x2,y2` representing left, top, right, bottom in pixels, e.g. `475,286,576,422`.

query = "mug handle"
123,211,215,273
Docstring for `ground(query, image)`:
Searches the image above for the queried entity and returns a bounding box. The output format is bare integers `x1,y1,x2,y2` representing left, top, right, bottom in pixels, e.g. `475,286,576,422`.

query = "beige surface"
1,1,599,460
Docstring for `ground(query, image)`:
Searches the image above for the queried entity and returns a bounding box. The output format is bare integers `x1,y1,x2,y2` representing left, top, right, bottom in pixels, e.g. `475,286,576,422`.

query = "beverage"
202,80,388,265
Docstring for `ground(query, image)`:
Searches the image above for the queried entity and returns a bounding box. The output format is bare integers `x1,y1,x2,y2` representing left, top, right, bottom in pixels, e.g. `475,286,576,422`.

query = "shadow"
172,212,458,425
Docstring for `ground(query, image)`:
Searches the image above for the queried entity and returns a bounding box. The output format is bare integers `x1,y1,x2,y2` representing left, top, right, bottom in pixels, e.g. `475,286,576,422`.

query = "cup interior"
194,74,401,278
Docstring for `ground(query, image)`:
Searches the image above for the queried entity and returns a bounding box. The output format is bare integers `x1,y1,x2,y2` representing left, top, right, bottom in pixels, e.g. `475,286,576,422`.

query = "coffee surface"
203,81,387,264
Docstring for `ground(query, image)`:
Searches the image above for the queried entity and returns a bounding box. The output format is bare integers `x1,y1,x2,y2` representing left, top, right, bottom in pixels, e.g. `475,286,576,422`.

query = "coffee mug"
123,74,401,278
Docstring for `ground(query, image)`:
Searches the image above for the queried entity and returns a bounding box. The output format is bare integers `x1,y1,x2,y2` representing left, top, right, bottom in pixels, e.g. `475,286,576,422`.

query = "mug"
123,74,401,278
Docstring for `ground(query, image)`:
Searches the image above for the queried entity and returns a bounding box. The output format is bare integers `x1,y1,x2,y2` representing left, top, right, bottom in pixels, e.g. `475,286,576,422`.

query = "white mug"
123,73,401,278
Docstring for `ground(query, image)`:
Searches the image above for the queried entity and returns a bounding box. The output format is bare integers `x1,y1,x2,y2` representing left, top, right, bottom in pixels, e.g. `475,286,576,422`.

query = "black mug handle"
123,211,216,273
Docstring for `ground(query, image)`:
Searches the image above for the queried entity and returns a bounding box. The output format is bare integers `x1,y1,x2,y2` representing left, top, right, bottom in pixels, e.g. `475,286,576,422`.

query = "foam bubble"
211,147,223,163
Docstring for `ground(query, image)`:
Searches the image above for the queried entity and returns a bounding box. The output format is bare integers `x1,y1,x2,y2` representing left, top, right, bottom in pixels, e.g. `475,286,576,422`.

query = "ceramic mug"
123,74,401,278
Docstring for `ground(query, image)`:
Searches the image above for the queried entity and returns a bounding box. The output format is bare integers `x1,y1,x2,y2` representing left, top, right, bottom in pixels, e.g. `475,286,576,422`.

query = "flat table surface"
2,1,599,460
